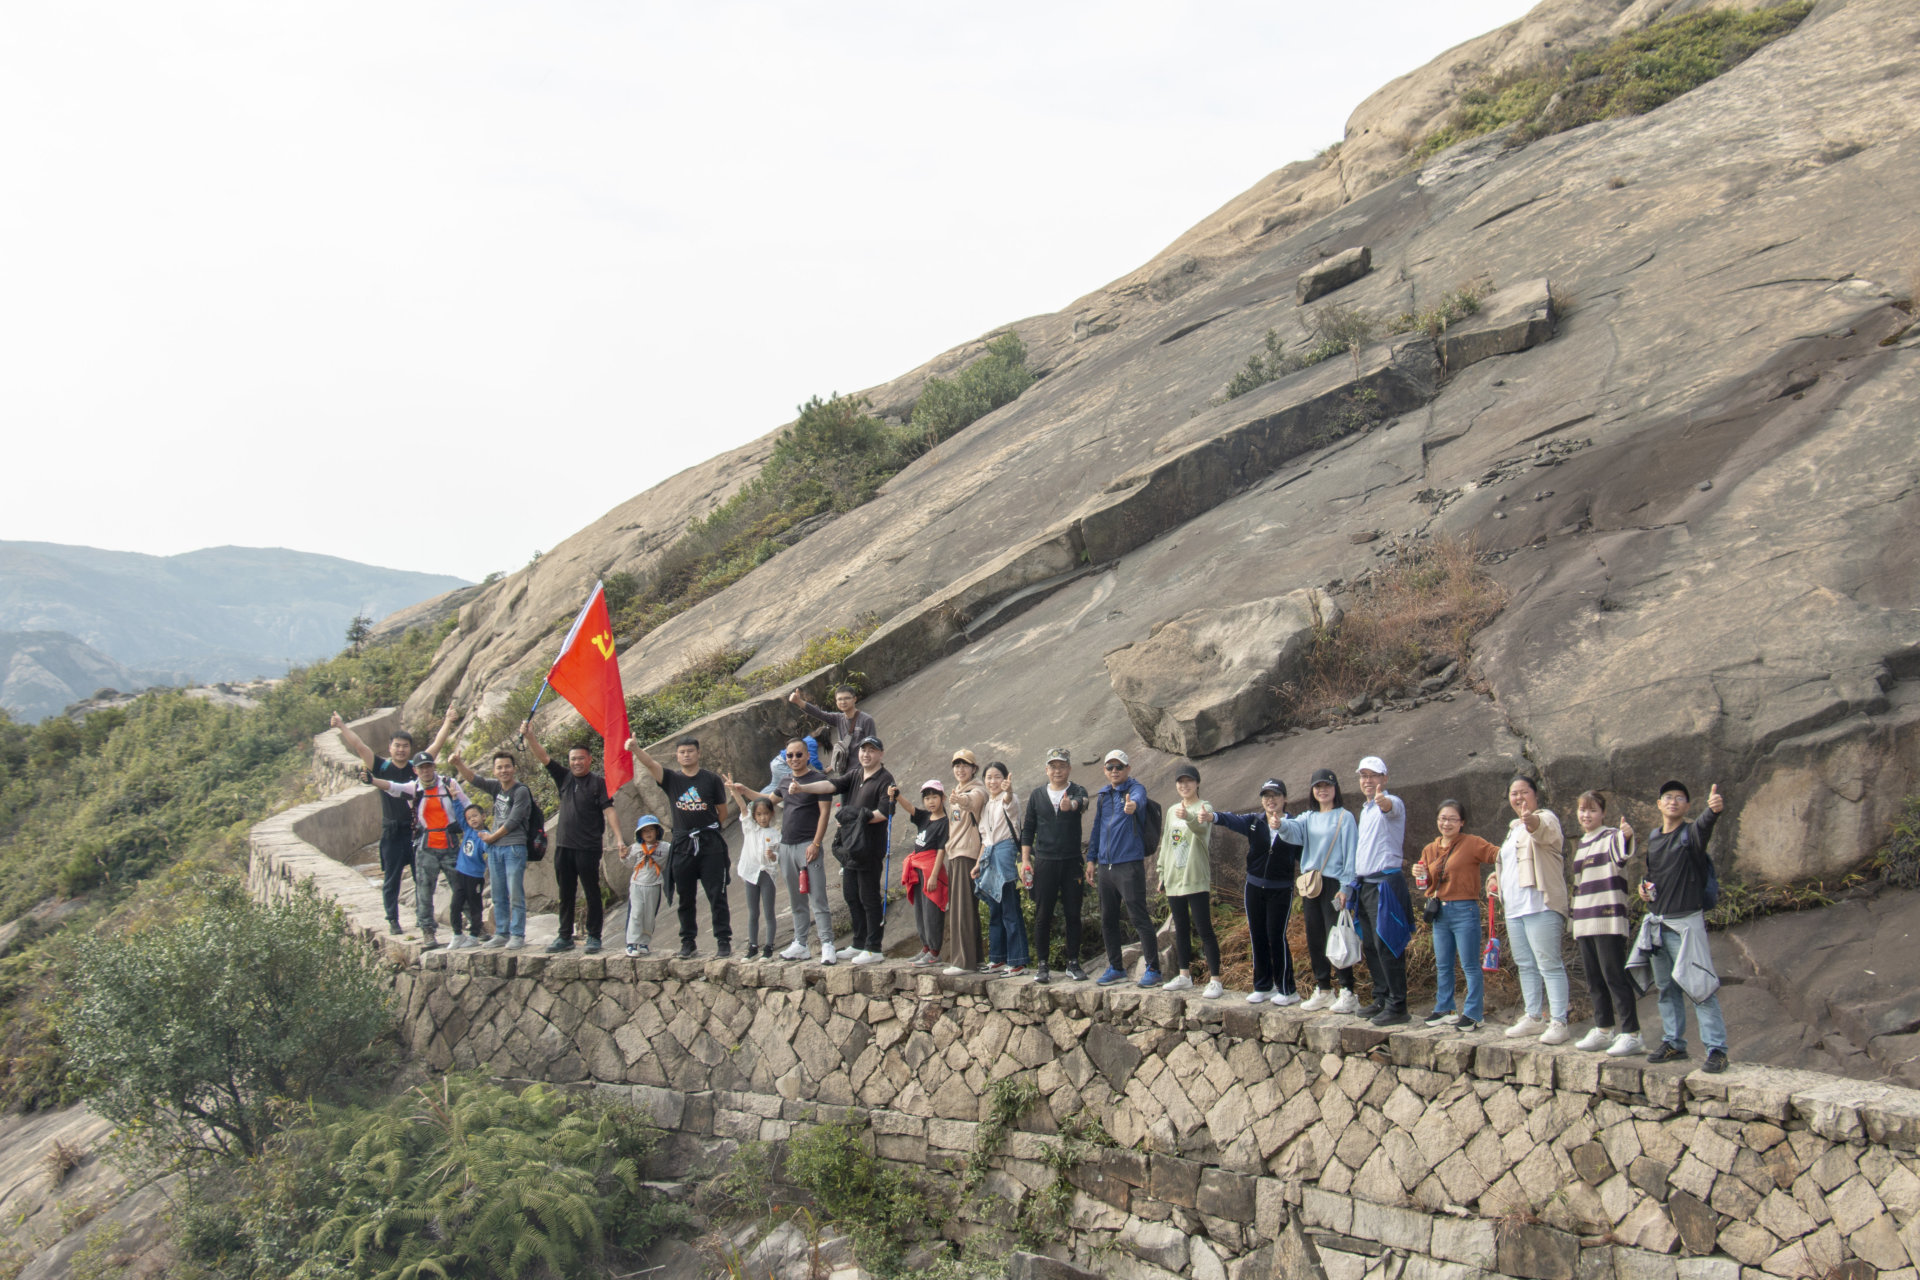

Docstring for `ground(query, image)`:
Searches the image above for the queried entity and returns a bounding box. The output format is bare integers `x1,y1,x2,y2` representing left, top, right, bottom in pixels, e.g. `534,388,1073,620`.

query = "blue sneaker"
1097,966,1127,985
1139,968,1162,988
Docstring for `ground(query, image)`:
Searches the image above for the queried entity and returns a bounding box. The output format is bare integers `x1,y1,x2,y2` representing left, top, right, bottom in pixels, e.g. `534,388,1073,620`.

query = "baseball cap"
410,751,437,767
1309,768,1338,789
1174,763,1201,783
1045,747,1072,764
858,735,884,751
1260,778,1287,796
1658,779,1690,800
920,779,946,795
951,748,978,766
1357,756,1388,775
1103,749,1131,766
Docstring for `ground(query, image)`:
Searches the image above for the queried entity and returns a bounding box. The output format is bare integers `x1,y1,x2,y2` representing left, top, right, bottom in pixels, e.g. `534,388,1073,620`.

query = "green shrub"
65,881,393,1167
1412,3,1814,159
785,1119,926,1272
1222,304,1376,401
1873,794,1920,890
622,620,879,747
906,333,1035,451
175,1074,681,1280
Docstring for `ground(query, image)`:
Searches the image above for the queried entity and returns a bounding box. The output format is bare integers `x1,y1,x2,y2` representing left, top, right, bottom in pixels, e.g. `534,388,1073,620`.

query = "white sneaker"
1539,1020,1571,1046
1299,988,1333,1012
1163,973,1194,992
852,950,880,966
1330,990,1360,1015
1271,991,1302,1007
942,965,967,976
1505,1013,1545,1039
506,937,524,950
780,941,808,961
1606,1032,1646,1057
1574,1026,1614,1052
1202,979,1224,999
481,935,507,949
821,943,837,966
1246,989,1272,1004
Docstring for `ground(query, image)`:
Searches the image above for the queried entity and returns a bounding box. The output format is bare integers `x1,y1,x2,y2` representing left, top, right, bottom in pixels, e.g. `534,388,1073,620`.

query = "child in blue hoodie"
449,802,490,948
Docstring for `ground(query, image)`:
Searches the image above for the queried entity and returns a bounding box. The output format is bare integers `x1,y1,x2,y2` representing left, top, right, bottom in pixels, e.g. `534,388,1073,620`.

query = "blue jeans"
487,843,528,938
984,841,1030,967
1507,909,1569,1021
1430,899,1484,1022
1647,922,1727,1052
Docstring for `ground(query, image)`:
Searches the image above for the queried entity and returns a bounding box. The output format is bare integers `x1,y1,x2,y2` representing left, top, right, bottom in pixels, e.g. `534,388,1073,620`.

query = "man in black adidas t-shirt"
333,707,457,936
628,735,733,958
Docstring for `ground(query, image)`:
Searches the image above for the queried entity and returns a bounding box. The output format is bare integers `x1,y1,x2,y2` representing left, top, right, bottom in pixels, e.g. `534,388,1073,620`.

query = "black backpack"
526,789,549,862
1133,795,1164,854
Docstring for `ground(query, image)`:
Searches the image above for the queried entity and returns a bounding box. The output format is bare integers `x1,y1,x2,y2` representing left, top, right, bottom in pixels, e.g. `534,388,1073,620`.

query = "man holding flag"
522,581,637,950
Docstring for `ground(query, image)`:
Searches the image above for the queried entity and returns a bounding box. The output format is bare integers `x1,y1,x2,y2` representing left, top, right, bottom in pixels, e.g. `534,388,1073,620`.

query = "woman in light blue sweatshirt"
1295,767,1359,1013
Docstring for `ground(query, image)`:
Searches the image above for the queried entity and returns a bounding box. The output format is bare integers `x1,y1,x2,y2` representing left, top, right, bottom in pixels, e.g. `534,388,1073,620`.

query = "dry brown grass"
1281,536,1506,725
41,1139,85,1189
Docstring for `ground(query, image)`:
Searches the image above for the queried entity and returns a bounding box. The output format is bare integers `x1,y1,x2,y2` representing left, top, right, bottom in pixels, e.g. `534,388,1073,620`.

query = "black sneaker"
1647,1041,1690,1064
1456,1019,1482,1032
1065,964,1088,982
715,944,732,958
388,922,403,937
1704,1048,1729,1074
546,937,574,953
1356,1001,1385,1019
582,937,602,955
1034,965,1051,984
677,944,698,959
1372,1007,1411,1027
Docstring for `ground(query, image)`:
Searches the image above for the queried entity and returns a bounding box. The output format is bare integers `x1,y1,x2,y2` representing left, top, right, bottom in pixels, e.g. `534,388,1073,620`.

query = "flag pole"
516,681,553,747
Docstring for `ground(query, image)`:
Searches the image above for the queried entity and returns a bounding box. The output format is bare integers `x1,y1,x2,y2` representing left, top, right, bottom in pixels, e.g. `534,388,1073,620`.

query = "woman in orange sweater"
1416,799,1500,1030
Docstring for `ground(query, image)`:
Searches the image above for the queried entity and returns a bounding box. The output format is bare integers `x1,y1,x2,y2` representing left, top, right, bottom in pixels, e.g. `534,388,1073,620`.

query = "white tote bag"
1326,908,1363,970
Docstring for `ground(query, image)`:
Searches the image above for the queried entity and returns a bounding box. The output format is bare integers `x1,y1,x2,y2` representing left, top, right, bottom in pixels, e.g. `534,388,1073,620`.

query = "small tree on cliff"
64,880,392,1168
345,612,373,653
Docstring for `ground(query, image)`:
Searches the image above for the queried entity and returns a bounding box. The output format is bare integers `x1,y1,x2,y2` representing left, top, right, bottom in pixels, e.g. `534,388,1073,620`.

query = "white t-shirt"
1047,784,1068,808
736,818,779,883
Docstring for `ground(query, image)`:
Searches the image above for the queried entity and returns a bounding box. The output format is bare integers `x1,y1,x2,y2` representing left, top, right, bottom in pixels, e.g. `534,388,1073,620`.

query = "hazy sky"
1,1,1534,582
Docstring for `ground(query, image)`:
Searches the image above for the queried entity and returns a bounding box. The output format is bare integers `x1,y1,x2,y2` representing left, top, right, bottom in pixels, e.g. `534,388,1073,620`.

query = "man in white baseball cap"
1337,755,1413,1025
1086,749,1161,987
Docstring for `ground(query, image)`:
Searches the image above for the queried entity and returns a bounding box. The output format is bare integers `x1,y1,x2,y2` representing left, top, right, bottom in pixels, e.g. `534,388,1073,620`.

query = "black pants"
379,826,414,926
1030,857,1084,968
1301,889,1357,990
555,845,604,942
843,861,885,952
449,870,486,936
1355,875,1411,1011
1167,891,1220,977
673,839,731,948
1098,861,1159,973
1579,933,1640,1034
1246,881,1296,995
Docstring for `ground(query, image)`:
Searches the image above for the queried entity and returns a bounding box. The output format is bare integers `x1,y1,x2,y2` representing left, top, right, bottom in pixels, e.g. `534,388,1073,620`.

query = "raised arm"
330,711,376,770
521,721,551,767
447,752,479,786
624,737,665,784
427,704,458,759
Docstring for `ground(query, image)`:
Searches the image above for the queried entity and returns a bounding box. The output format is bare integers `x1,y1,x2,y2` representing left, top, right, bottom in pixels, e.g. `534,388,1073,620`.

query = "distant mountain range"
0,542,467,718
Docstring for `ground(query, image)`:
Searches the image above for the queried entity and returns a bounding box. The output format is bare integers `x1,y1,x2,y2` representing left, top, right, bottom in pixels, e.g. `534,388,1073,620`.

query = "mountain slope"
413,0,1920,884
0,631,176,722
0,542,466,683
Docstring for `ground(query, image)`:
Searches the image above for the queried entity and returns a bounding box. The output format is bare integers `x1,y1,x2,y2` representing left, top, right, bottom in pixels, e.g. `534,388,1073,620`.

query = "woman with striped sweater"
1569,790,1643,1056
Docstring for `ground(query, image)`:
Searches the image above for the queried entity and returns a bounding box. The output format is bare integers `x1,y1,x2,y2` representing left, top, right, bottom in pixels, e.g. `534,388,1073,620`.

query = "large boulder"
1296,245,1372,304
1437,277,1555,370
1104,590,1340,758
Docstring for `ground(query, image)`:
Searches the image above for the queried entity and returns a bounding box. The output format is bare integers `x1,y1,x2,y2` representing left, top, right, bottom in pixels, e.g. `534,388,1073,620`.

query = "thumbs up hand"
1708,784,1725,814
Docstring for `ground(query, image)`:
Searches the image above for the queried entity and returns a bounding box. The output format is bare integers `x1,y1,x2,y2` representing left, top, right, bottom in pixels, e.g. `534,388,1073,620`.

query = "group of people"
337,680,1736,1074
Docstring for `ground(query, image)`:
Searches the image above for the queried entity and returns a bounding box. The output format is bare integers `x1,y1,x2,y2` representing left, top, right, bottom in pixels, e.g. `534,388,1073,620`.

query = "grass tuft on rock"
1280,536,1507,725
1412,3,1815,160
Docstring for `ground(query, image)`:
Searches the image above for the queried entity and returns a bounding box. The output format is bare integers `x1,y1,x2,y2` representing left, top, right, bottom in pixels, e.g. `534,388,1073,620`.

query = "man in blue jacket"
1085,750,1161,987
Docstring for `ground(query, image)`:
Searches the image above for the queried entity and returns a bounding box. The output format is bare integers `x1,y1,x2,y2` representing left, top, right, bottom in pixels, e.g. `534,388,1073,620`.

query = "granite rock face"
409,0,1920,892
1105,590,1340,758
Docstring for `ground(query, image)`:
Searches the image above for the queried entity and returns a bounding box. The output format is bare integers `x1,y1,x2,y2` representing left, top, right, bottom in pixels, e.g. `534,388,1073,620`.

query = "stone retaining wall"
392,945,1920,1280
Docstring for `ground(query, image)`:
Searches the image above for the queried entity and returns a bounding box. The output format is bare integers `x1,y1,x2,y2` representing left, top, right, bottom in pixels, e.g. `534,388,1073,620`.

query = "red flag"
544,582,633,798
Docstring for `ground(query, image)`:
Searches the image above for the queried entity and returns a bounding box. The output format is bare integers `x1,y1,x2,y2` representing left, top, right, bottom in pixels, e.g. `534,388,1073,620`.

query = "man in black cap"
789,735,894,964
1021,747,1091,983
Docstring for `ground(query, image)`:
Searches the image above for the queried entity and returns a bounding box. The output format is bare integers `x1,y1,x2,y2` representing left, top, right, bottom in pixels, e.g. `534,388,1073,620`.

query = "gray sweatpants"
415,846,453,932
625,880,662,949
778,840,833,948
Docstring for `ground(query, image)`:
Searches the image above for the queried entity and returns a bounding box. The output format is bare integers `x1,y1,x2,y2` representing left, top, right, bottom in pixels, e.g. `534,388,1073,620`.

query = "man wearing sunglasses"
739,737,837,963
1085,749,1162,987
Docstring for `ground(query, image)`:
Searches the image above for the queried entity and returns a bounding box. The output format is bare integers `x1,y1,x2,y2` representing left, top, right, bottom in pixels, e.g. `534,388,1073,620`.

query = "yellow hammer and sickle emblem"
590,631,615,659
